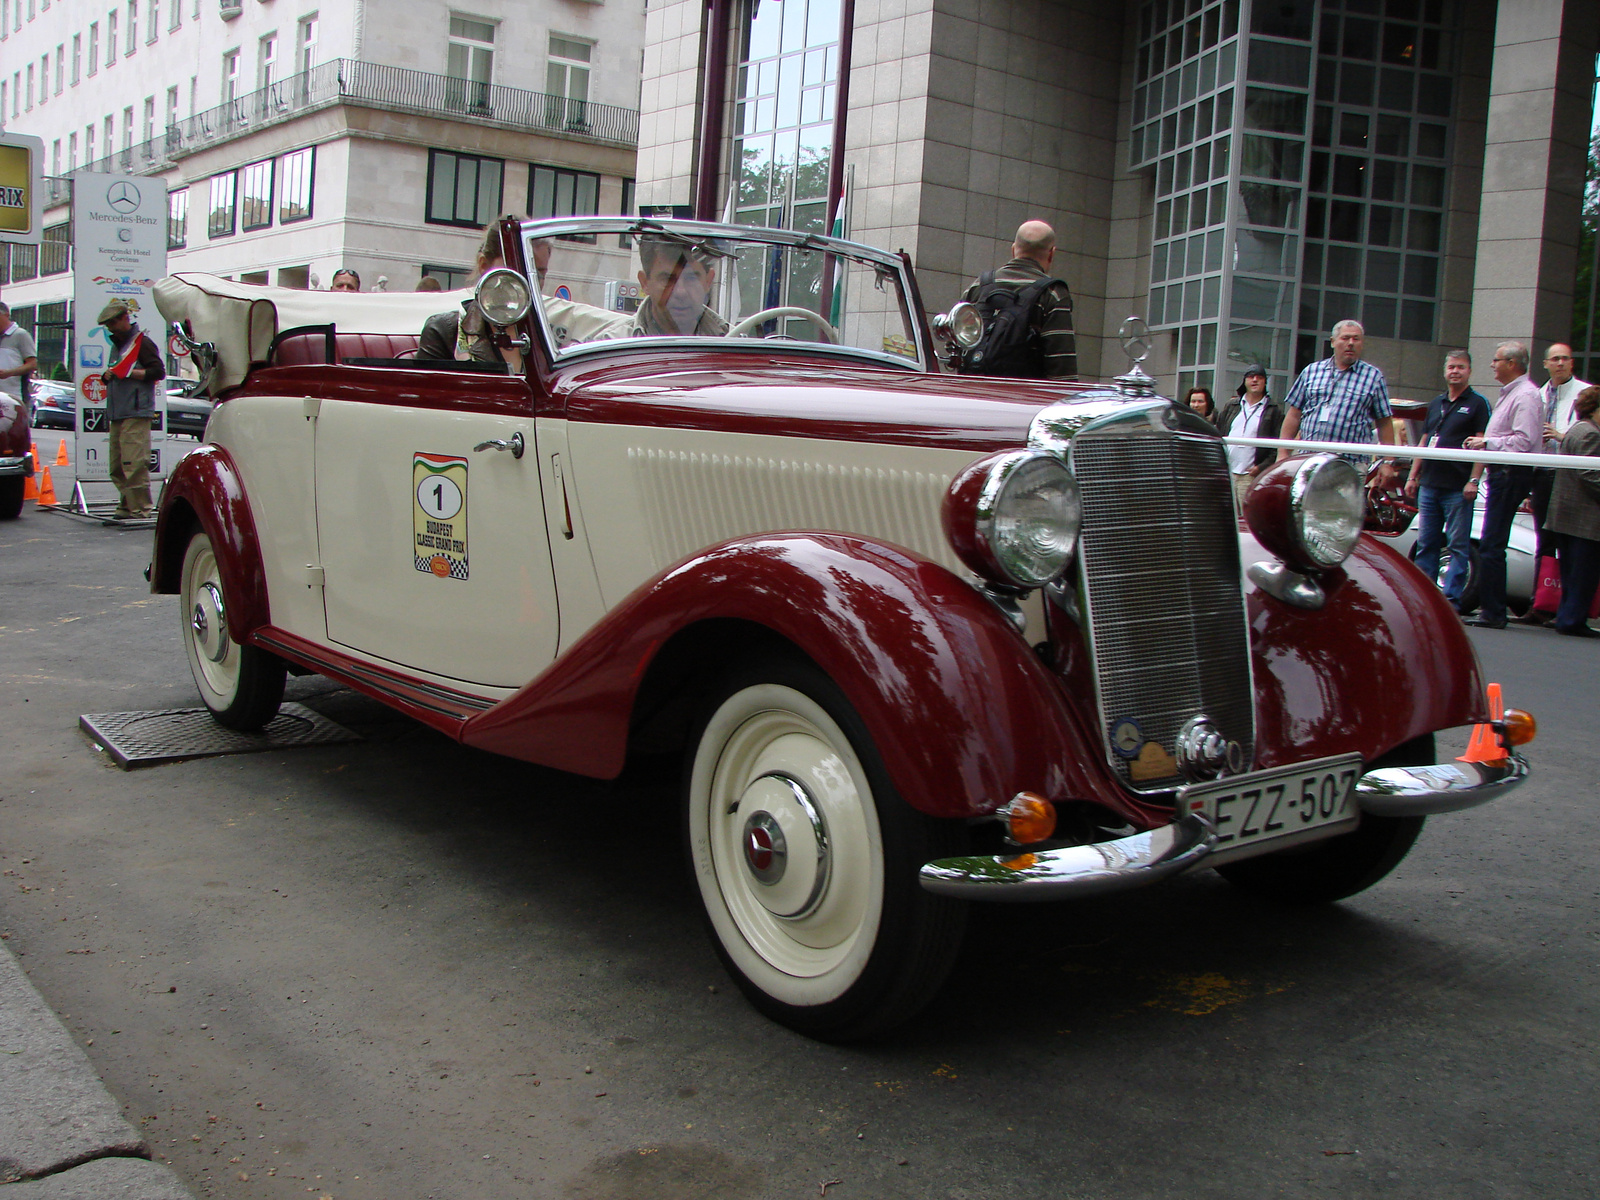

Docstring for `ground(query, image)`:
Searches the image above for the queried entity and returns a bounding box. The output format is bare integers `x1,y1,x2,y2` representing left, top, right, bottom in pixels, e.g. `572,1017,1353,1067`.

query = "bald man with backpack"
955,221,1078,380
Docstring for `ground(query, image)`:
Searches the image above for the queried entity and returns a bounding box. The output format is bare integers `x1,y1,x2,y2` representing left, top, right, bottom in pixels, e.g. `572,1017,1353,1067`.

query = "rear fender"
150,444,270,643
462,533,1115,820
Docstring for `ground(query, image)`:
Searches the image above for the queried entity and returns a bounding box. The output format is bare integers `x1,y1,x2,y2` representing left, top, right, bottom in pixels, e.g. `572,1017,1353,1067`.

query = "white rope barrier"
1222,436,1600,472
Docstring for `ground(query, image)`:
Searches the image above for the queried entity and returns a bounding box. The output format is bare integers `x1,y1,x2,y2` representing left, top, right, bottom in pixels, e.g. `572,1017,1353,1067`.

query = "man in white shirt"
1524,342,1594,621
1212,365,1284,507
0,303,39,410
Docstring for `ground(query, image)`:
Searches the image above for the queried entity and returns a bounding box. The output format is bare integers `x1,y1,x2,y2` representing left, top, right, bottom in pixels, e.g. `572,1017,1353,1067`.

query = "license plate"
1179,754,1363,863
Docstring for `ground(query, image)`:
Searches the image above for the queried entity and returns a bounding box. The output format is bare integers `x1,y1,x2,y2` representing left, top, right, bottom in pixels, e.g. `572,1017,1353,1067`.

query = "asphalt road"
1,509,1596,1200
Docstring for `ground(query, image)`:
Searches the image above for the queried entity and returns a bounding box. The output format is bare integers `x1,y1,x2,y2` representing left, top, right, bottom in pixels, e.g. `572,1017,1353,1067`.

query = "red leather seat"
272,331,422,366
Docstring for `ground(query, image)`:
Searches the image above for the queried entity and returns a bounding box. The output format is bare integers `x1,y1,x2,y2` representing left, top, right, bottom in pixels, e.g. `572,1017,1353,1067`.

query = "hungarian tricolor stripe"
108,331,145,379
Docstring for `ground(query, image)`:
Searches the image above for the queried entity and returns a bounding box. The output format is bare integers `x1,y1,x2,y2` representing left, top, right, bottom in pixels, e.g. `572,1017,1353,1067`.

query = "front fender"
462,533,1114,820
1247,530,1488,767
151,444,270,643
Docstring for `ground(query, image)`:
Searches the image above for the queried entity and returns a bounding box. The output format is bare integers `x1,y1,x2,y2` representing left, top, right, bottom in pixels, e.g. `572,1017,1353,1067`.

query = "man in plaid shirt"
1276,319,1400,490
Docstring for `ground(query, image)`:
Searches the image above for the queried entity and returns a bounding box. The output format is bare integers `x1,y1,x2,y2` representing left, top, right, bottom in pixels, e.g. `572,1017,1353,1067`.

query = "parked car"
0,382,33,519
149,218,1534,1040
29,379,77,432
1373,494,1537,615
164,384,214,439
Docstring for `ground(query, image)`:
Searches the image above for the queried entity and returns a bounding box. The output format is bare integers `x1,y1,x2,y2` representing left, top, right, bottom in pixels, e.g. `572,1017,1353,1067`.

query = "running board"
251,626,496,737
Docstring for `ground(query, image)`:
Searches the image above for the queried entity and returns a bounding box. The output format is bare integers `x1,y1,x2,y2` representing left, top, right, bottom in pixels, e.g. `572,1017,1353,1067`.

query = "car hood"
555,354,1136,454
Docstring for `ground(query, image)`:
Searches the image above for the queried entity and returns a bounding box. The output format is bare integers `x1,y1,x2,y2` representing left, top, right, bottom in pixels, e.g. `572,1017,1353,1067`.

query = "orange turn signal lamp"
1005,792,1058,845
1498,708,1536,748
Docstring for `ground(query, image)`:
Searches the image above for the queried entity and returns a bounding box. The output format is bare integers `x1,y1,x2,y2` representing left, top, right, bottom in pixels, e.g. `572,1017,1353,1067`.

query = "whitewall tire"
180,530,285,731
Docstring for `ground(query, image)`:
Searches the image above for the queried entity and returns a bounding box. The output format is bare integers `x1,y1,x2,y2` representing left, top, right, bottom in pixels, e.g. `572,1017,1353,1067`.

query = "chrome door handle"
473,431,525,459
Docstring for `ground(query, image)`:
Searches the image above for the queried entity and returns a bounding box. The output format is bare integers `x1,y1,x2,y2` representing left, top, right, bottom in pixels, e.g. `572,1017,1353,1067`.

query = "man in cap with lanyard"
98,301,166,520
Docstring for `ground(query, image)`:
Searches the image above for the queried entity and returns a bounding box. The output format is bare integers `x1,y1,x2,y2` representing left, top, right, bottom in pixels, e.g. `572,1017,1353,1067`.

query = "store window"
529,164,599,241
240,158,272,230
208,170,236,238
168,187,188,248
426,149,502,227
278,146,314,222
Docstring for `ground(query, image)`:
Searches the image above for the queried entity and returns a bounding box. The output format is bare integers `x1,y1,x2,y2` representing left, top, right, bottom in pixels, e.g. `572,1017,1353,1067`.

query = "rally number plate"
1179,754,1363,864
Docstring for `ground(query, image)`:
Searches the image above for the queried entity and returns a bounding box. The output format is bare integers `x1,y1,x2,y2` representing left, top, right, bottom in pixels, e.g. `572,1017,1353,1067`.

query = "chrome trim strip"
1355,752,1530,817
0,456,31,476
917,813,1217,900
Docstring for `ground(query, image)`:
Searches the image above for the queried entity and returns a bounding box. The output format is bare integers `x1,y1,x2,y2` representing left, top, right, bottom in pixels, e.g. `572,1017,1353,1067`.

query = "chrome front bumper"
0,454,32,477
919,753,1529,900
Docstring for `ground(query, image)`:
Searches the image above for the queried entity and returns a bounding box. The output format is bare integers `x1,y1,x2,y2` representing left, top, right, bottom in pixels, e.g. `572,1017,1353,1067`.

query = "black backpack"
958,272,1062,377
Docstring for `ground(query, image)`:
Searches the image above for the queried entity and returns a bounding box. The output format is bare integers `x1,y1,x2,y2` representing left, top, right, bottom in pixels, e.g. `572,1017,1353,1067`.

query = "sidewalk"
0,942,195,1199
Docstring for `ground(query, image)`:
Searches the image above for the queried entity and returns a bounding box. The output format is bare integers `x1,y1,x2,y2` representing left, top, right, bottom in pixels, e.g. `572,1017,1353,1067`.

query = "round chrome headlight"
1289,453,1365,568
475,268,534,326
945,301,983,350
944,450,1082,588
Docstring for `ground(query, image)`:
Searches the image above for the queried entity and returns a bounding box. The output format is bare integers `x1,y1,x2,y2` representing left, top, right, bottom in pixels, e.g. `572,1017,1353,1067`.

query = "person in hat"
97,300,166,520
1212,364,1284,507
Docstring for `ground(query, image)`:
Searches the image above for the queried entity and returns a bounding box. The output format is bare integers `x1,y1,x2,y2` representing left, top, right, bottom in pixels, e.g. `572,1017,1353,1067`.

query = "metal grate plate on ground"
79,703,361,770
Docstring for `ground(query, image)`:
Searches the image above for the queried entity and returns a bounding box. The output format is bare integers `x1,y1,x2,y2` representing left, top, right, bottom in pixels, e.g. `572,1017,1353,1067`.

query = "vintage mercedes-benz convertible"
150,217,1532,1040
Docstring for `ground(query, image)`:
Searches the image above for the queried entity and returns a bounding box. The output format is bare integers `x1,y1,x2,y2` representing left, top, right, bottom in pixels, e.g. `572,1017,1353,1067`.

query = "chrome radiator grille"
1068,426,1254,791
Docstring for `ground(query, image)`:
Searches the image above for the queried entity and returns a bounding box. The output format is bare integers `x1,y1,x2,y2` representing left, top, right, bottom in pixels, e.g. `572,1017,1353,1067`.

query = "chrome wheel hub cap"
736,772,830,919
192,581,228,663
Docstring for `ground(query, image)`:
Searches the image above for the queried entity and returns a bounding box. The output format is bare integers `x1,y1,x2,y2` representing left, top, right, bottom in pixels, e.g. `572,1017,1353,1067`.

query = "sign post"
70,173,168,504
0,132,44,247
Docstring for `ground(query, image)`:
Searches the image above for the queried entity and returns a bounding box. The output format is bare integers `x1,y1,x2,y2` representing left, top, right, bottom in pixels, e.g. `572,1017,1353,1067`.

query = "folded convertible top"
153,272,475,393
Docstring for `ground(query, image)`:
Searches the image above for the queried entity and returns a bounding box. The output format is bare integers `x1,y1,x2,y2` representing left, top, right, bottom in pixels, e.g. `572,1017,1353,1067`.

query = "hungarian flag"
108,331,146,379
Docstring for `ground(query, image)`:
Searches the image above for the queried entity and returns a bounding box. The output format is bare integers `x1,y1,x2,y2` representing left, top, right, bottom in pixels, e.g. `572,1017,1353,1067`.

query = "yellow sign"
0,143,33,235
413,453,469,580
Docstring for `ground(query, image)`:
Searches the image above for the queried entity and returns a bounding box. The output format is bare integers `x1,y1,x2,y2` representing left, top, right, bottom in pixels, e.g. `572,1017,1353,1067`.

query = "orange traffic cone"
35,466,57,506
22,448,38,500
55,439,68,466
1457,682,1507,764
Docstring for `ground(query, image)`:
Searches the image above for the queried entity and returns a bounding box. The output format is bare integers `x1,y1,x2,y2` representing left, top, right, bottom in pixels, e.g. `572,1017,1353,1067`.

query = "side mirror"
475,268,534,327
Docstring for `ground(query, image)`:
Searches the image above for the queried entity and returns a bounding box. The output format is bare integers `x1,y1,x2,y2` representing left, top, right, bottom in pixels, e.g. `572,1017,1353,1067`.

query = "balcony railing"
168,59,639,158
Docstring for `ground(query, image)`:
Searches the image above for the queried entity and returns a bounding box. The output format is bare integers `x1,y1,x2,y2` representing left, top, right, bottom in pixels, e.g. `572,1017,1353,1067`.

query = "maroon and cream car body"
150,218,1530,1040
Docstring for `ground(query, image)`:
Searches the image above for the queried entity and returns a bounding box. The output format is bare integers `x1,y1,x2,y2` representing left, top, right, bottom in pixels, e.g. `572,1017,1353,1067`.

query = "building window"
296,14,317,74
11,243,37,281
1297,0,1456,356
107,10,116,63
240,158,272,229
102,115,113,159
168,0,178,30
85,122,94,161
207,170,236,237
142,94,154,143
147,0,156,41
54,43,62,91
221,49,239,102
530,164,600,241
426,149,502,227
728,0,843,240
446,15,494,109
40,222,70,275
168,187,187,248
88,22,97,74
68,130,76,170
165,85,177,132
23,63,31,110
50,138,59,174
545,35,591,128
38,55,46,103
257,33,276,89
121,104,132,150
421,263,472,290
125,0,135,55
619,176,635,246
71,33,79,82
278,145,314,221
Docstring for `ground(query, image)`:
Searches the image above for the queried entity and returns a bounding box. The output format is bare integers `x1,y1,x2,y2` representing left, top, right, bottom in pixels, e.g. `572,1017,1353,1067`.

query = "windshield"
522,219,926,369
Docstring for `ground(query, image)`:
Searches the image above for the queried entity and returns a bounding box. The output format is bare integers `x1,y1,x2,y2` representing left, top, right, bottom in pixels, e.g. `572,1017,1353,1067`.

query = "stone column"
1467,0,1599,388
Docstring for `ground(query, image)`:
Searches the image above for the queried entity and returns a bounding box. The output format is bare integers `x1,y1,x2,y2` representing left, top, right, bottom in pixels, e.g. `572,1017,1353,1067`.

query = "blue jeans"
1478,465,1534,624
1414,485,1472,604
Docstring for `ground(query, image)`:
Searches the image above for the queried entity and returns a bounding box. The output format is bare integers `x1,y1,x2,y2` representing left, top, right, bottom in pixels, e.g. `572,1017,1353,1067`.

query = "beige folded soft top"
153,272,476,393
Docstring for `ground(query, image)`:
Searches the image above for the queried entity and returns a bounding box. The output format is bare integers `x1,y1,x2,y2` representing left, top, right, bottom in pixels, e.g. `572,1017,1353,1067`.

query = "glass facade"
729,0,840,237
1133,0,1458,401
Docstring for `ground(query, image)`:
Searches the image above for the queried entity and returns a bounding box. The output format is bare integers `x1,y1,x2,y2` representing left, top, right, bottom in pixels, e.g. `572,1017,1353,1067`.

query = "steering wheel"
728,307,839,344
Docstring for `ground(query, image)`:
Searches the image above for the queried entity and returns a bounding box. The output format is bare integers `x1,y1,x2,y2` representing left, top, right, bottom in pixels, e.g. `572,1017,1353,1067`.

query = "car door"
311,375,558,688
